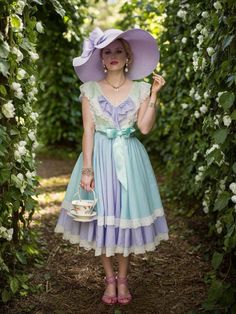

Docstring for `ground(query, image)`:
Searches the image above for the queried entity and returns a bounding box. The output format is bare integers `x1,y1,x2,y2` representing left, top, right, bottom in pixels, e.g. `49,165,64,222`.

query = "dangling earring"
102,61,108,73
125,58,129,73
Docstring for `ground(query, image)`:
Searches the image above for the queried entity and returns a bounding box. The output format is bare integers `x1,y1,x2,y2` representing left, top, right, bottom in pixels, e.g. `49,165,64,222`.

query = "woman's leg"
100,254,116,296
117,254,131,296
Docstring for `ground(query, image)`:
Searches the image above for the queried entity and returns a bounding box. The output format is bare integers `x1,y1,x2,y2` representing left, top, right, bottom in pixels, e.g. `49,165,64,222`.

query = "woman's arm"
137,74,165,135
81,95,95,191
136,93,158,135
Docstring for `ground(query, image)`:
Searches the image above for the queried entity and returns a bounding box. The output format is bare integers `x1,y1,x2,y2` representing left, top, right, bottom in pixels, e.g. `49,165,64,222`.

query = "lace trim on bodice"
79,81,151,127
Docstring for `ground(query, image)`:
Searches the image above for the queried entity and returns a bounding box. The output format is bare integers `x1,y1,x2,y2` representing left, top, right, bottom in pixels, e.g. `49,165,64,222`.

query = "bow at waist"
96,126,136,139
95,127,136,190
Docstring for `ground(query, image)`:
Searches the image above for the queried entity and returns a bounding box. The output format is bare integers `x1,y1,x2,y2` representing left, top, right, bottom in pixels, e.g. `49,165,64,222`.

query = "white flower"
195,174,202,181
30,112,39,121
181,103,188,109
202,200,209,214
205,144,219,156
6,228,13,241
14,150,21,161
15,0,26,15
229,183,236,194
231,195,236,203
223,115,231,127
2,100,15,118
33,141,39,150
198,35,204,45
194,92,201,101
213,1,222,10
194,111,200,118
29,75,36,85
177,9,187,20
11,82,21,91
15,116,25,125
190,87,195,97
181,37,187,44
204,91,210,99
207,47,215,56
215,220,222,234
14,89,24,99
196,23,203,31
12,47,24,62
192,150,199,161
19,140,26,146
214,114,220,126
18,146,26,156
202,11,209,18
201,27,208,37
29,51,39,61
26,170,36,179
17,68,26,80
36,21,44,33
28,130,36,141
17,173,24,181
200,105,208,113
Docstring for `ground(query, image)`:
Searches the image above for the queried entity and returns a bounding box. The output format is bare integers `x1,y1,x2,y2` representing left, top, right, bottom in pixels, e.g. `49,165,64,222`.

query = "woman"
54,27,169,305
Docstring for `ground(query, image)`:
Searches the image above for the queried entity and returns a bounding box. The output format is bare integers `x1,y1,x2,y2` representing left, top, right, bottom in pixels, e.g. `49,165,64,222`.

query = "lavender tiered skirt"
54,130,169,257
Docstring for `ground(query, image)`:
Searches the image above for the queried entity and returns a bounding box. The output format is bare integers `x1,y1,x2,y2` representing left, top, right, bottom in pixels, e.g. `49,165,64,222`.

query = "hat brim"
73,29,160,82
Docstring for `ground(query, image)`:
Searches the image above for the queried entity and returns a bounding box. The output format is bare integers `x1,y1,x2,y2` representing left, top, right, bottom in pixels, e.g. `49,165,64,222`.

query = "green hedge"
119,0,236,311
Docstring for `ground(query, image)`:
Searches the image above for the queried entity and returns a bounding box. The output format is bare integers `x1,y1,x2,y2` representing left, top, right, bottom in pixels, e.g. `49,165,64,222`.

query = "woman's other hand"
151,73,166,95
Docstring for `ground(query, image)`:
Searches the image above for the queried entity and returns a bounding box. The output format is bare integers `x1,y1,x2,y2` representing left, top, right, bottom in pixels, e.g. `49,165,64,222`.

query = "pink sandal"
117,276,132,305
101,275,117,305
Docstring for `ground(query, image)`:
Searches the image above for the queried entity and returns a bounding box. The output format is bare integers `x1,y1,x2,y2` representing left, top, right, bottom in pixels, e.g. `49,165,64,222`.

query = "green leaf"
214,191,231,211
10,277,19,294
0,42,10,58
1,289,11,303
219,92,235,110
0,85,7,95
50,0,66,17
16,252,27,265
0,168,11,184
222,34,235,50
231,109,236,120
233,162,236,174
0,59,9,77
212,251,224,270
212,128,229,144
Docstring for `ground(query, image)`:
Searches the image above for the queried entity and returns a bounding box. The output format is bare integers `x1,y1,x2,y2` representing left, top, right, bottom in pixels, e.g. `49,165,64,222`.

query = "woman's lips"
110,60,118,65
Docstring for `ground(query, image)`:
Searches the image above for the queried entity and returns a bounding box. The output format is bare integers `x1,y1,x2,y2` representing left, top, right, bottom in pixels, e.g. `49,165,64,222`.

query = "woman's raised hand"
151,73,166,94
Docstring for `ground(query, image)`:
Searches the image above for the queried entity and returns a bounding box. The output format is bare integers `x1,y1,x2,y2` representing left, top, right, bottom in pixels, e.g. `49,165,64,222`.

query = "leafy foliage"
35,0,88,147
119,0,236,311
0,0,44,303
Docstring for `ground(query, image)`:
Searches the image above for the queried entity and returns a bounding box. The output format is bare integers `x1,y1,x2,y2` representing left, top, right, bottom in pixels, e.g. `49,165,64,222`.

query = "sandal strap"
104,275,116,284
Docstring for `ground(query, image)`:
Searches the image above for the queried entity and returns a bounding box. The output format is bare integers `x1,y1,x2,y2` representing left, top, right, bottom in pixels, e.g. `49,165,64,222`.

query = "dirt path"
2,156,211,314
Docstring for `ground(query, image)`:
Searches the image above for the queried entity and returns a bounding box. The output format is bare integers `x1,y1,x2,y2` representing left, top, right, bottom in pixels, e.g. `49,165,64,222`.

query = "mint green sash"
96,127,136,190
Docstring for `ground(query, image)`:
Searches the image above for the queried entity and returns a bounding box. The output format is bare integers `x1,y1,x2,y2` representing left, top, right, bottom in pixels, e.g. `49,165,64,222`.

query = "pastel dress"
54,80,169,257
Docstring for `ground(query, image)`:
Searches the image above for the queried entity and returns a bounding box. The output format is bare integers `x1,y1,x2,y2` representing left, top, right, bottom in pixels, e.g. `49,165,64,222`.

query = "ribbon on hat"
80,27,107,59
96,127,136,190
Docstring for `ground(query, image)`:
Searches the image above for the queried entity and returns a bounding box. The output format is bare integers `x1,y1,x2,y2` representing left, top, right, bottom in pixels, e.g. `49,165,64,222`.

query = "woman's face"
101,40,127,72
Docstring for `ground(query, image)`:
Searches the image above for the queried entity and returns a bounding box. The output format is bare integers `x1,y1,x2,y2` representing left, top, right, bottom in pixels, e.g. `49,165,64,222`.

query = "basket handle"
73,185,97,202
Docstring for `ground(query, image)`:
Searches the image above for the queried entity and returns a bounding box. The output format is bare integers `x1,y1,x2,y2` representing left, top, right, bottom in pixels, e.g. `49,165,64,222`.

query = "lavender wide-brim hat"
73,27,160,82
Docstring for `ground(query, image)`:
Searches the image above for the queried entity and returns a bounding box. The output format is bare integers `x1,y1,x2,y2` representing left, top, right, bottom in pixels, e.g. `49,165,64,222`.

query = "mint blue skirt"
54,130,169,257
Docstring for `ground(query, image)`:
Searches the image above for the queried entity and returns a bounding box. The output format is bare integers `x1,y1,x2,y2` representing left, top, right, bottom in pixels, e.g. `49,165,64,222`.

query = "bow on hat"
80,27,107,59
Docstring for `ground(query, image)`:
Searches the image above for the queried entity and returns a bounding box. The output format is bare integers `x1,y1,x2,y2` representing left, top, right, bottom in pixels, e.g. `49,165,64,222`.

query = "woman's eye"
117,50,123,53
104,51,111,54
